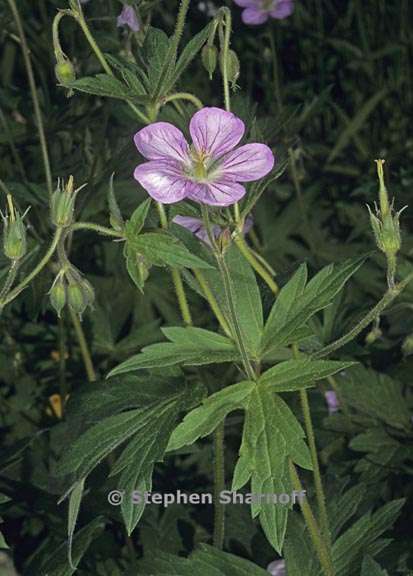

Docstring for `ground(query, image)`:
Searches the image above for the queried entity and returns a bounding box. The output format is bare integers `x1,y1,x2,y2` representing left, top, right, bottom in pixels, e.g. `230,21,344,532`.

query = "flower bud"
365,325,382,345
55,59,76,86
49,274,67,318
50,176,85,228
202,44,217,80
220,49,240,89
67,275,94,318
1,195,27,261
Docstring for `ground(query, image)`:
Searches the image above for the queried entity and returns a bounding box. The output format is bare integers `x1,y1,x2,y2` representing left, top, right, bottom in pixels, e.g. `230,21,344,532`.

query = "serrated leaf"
143,27,171,94
259,358,354,391
137,543,269,575
232,386,312,552
129,232,213,269
67,479,85,569
167,380,255,452
262,256,365,352
125,198,152,238
69,74,148,101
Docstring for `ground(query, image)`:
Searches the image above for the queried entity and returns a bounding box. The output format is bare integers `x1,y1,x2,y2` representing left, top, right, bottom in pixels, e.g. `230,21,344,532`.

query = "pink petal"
270,0,294,19
189,107,245,160
134,122,190,164
134,161,192,204
242,7,269,24
187,179,246,207
220,143,275,181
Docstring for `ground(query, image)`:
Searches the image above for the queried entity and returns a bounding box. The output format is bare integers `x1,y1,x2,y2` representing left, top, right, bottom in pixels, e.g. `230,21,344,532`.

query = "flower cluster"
133,107,274,207
234,0,294,25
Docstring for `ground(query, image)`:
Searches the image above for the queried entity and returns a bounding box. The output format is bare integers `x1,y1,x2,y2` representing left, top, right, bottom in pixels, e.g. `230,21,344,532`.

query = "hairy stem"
220,8,232,112
70,222,124,238
7,0,53,196
234,234,279,295
193,269,232,337
314,273,413,358
162,92,203,110
289,461,335,576
0,260,19,302
0,228,63,310
69,307,96,382
213,421,226,549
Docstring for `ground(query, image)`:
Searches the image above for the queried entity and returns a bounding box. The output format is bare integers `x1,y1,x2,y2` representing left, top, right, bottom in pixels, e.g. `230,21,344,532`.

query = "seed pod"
50,176,84,228
49,276,67,318
202,44,217,80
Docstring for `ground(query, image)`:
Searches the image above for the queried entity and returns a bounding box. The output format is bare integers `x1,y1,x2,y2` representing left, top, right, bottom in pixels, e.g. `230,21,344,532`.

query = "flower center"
193,157,208,180
187,148,218,182
261,0,276,10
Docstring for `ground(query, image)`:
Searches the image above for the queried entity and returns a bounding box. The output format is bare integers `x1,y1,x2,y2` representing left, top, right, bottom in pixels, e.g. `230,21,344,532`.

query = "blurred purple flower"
267,559,286,576
117,5,140,32
234,0,294,25
325,390,339,415
133,107,274,206
173,214,253,246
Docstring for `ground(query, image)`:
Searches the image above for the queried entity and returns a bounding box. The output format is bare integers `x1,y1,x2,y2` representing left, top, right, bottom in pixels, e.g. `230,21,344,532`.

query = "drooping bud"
365,325,382,345
1,195,27,261
49,273,67,318
50,176,85,228
202,44,218,80
55,58,76,86
66,273,95,318
220,49,240,89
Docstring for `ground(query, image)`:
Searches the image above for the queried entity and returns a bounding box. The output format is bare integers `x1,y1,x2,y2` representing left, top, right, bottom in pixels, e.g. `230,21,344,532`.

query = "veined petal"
172,215,204,235
270,0,294,19
189,107,245,160
188,179,246,207
134,122,190,163
134,161,192,203
242,7,269,24
220,143,275,181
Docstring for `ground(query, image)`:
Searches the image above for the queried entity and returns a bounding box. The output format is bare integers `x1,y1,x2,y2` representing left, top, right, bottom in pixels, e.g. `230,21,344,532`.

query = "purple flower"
133,107,274,206
234,0,294,25
267,559,286,576
173,214,253,246
325,390,339,415
117,5,140,32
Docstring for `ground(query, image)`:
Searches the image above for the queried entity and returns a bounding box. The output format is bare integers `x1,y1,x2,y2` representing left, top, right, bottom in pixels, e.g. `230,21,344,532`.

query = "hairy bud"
220,49,240,89
67,274,95,318
202,44,218,80
55,59,76,85
49,274,67,318
50,176,85,228
1,195,27,261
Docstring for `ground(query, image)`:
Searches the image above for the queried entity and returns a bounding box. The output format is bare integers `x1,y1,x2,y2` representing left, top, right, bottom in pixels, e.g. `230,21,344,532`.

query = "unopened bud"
365,325,382,345
202,44,217,80
67,275,94,318
402,334,413,356
218,227,232,254
55,59,76,85
50,176,85,228
49,274,67,317
220,49,240,89
1,195,27,261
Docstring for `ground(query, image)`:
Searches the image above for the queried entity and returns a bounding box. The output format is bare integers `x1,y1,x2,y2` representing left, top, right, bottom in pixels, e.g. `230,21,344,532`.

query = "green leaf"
125,198,152,237
200,244,263,357
143,27,171,94
67,478,85,569
167,380,256,452
120,469,152,536
165,23,212,92
107,334,240,377
329,483,367,539
232,386,311,552
129,232,213,269
137,543,269,575
105,53,148,94
0,529,9,549
284,512,320,576
262,256,365,353
38,518,105,576
340,366,411,430
361,556,388,576
259,358,355,391
332,499,405,576
69,74,147,101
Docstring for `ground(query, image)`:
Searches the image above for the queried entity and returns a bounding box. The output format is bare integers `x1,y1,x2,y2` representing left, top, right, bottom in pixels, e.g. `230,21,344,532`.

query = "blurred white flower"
267,559,286,575
198,1,218,17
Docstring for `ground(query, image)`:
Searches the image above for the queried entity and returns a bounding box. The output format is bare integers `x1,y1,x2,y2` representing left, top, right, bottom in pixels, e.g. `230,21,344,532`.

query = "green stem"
293,345,331,549
234,234,279,295
314,273,413,359
193,269,232,337
69,307,96,382
289,461,335,576
70,222,124,238
0,228,63,310
162,92,203,110
220,8,232,112
268,26,282,114
7,0,53,196
58,314,68,411
213,421,226,549
0,260,19,302
171,268,193,325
